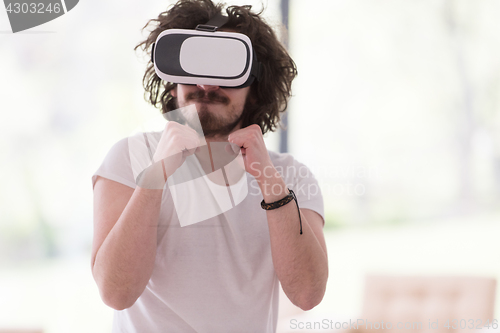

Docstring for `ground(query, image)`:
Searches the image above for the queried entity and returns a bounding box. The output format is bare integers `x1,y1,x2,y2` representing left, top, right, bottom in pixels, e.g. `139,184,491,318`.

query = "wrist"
258,172,289,203
136,161,168,190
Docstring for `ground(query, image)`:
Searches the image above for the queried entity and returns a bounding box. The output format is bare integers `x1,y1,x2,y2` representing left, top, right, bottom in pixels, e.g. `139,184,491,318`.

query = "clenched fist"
136,121,202,189
153,121,202,176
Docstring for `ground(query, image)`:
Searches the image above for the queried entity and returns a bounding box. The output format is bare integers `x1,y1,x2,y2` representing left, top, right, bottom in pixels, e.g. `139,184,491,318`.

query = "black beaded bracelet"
261,189,303,235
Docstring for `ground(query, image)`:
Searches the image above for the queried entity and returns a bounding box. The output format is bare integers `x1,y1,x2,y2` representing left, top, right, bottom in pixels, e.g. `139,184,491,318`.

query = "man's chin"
196,103,227,116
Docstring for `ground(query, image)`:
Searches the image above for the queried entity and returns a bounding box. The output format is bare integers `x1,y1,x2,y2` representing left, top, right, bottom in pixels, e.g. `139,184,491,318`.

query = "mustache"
185,90,229,105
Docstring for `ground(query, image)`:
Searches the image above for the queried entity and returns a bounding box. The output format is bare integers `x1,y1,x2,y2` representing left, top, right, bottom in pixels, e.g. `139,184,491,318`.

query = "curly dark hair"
134,0,297,134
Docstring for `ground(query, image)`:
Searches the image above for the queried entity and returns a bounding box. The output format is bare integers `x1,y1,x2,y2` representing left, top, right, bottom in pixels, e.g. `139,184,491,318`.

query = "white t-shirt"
92,132,324,333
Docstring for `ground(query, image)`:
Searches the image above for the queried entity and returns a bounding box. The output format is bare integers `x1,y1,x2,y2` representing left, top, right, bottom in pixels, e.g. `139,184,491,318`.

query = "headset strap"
196,13,229,32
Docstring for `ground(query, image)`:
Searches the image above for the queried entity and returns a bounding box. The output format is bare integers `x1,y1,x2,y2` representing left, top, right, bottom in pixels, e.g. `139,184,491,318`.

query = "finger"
168,120,201,139
181,136,201,155
185,130,204,155
182,147,198,157
225,142,240,155
175,129,200,148
227,133,246,151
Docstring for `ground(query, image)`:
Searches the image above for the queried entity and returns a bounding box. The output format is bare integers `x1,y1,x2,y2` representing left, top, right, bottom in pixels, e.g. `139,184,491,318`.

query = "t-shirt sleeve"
91,137,137,190
272,152,325,225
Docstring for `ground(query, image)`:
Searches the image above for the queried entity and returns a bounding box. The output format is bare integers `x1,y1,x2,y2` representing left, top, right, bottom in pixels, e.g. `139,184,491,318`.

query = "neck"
203,120,243,143
204,134,229,143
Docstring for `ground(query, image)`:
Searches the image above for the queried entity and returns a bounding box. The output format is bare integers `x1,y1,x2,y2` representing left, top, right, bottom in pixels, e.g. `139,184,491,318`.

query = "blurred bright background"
1,0,500,332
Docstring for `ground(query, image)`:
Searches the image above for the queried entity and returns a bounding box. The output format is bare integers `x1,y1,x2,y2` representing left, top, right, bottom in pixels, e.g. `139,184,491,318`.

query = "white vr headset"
151,14,262,88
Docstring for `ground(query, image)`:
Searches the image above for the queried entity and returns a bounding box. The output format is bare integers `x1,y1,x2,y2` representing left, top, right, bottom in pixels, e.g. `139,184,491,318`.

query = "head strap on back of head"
195,13,229,32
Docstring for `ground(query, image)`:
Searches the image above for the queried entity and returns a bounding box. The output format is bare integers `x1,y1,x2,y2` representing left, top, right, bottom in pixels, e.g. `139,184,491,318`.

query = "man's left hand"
227,124,275,181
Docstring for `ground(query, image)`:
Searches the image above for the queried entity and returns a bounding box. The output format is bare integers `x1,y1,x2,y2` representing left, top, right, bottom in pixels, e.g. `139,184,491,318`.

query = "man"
91,0,328,332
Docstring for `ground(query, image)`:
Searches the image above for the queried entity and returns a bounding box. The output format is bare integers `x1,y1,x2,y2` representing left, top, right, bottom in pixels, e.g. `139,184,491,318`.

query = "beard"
179,89,246,138
196,103,244,138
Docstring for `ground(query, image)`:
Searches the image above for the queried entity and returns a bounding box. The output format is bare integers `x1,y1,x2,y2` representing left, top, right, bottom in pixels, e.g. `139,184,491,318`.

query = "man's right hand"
135,121,202,189
153,121,201,176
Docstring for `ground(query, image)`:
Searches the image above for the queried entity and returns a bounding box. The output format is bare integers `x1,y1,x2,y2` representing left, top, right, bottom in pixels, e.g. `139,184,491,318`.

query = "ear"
248,94,257,104
171,85,177,98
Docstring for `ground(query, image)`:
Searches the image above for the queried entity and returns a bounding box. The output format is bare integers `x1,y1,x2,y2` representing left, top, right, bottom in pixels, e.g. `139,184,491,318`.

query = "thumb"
226,142,241,155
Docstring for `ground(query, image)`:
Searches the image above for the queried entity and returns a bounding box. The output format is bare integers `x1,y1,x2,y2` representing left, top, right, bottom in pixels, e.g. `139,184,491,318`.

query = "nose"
196,84,220,91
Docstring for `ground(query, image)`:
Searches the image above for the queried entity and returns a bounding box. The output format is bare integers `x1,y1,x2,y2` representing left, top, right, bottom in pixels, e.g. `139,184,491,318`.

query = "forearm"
226,124,328,308
92,166,165,309
260,175,328,310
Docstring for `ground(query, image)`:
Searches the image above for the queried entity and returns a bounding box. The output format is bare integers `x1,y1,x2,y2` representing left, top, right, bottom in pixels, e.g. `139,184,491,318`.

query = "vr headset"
151,14,262,88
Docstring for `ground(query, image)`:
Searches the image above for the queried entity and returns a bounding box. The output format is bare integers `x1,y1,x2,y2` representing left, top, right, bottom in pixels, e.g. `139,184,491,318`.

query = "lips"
197,98,215,102
196,98,223,104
